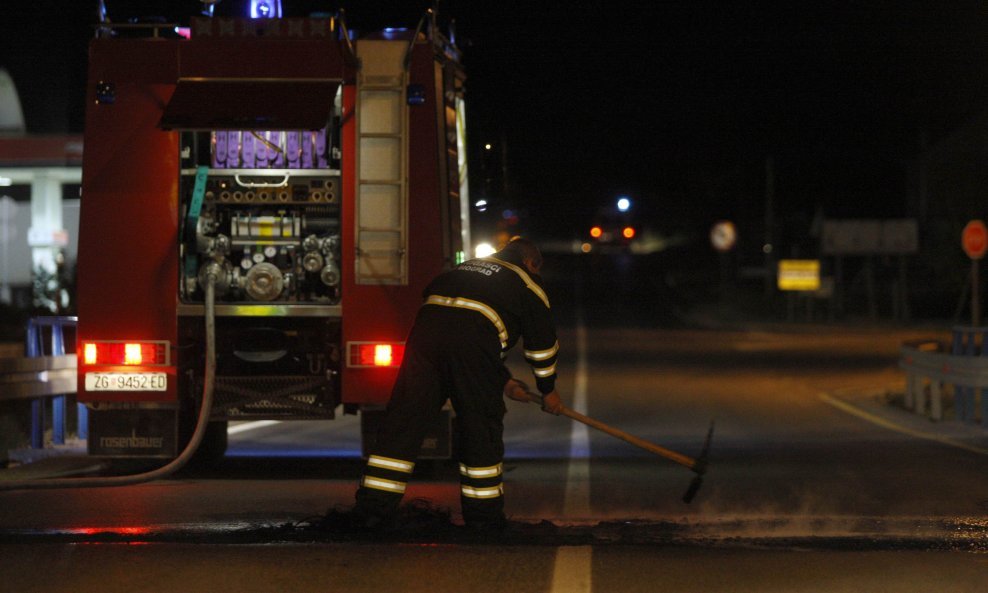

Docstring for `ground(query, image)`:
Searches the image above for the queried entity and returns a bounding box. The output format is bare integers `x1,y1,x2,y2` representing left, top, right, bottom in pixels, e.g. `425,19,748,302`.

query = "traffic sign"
962,219,988,260
710,221,736,252
777,259,821,291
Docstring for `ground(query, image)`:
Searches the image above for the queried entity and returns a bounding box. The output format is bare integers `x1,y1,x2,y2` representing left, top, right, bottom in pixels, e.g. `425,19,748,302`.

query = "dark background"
4,0,988,318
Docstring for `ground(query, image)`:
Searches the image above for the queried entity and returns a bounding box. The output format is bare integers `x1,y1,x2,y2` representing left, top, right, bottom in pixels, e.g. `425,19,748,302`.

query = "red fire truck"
75,10,470,463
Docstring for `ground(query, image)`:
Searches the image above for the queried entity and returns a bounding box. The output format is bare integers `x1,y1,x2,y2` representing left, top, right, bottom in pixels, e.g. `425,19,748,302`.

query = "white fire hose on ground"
0,274,219,491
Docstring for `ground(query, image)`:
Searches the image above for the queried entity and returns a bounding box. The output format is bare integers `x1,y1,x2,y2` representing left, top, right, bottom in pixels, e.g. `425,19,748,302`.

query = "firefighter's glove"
540,390,564,415
503,378,531,403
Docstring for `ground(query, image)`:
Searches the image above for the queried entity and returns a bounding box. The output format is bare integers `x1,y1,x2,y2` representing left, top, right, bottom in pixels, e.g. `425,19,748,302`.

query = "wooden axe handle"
526,391,699,472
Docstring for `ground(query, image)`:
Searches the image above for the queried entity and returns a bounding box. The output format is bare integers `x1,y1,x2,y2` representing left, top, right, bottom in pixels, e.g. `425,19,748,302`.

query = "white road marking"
550,546,593,592
550,314,592,593
227,420,282,435
564,321,591,516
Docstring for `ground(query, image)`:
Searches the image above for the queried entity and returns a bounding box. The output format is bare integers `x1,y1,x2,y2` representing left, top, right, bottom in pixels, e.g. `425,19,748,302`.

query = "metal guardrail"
0,355,77,400
0,317,85,449
899,327,988,427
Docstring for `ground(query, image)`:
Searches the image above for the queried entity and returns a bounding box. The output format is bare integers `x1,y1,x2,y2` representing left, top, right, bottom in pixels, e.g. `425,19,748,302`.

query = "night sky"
4,0,988,243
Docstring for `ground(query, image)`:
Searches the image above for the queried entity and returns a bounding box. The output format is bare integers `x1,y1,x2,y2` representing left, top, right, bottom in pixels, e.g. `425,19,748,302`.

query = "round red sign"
962,219,988,260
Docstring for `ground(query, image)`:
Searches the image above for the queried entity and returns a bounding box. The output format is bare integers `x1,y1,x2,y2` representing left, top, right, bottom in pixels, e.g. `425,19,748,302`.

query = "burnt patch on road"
4,516,988,551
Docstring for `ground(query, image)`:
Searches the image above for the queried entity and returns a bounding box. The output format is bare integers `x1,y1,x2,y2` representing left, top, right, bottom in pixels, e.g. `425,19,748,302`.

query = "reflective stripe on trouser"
453,401,507,526
459,461,504,522
460,462,503,499
355,454,417,515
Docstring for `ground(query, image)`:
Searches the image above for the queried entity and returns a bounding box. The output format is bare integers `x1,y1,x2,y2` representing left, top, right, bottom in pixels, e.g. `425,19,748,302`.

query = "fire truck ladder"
354,40,409,285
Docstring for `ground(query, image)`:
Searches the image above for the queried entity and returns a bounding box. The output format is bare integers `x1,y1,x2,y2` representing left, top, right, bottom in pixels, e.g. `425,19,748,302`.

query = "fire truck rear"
76,10,470,463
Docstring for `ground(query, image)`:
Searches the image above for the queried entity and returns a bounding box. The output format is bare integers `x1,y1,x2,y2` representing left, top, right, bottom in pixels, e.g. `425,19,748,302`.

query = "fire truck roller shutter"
159,79,341,131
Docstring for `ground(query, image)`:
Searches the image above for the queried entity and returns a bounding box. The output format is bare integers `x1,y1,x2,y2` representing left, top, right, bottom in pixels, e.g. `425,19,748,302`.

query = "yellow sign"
777,259,820,291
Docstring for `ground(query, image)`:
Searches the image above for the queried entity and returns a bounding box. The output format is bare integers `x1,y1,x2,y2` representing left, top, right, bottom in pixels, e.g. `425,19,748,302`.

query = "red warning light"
373,344,393,366
350,343,406,367
81,342,168,366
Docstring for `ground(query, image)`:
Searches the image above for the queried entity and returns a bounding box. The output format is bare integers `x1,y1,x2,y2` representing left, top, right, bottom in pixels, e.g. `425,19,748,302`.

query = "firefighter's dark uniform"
354,253,559,527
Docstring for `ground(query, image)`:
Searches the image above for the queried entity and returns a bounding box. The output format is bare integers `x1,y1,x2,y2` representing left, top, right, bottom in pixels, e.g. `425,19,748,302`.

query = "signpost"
710,221,736,310
962,219,987,326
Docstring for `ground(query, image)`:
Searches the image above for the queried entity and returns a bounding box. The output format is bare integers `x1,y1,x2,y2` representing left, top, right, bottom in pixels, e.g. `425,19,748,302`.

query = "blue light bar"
250,0,282,19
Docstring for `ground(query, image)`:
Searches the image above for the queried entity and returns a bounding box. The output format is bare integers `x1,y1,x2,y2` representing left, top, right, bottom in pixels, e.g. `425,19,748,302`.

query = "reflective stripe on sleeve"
461,484,504,499
425,295,509,350
532,363,557,378
525,341,559,361
362,476,407,494
367,455,415,474
459,463,503,478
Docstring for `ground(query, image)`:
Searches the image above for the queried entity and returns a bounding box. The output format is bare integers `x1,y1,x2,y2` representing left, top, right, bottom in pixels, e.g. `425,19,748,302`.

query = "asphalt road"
2,253,988,592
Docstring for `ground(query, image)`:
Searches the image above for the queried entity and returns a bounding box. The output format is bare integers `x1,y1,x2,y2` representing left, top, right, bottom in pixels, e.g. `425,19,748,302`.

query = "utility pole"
763,156,775,296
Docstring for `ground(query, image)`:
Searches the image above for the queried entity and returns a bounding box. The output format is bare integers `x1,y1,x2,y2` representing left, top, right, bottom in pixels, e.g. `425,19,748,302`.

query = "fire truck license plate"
85,372,167,392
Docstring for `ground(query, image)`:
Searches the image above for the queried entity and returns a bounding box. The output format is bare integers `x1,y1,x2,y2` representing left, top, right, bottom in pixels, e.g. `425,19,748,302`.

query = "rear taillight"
81,341,169,366
348,342,406,368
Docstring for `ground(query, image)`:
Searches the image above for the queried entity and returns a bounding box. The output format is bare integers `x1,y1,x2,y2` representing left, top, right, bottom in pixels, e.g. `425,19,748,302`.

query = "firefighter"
352,237,564,530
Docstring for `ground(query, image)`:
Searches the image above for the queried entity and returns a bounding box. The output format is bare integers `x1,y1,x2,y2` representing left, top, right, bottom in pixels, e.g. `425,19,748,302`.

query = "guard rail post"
951,325,988,424
909,354,933,414
982,328,988,429
930,378,943,421
913,371,927,416
904,373,915,410
51,320,66,443
26,322,44,449
951,328,975,422
900,338,938,420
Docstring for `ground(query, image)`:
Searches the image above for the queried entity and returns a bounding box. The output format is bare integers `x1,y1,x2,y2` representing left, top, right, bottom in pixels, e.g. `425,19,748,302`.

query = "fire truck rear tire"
187,421,228,468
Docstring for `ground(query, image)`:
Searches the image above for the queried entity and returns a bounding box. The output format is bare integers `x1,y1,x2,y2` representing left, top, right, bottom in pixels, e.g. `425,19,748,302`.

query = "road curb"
0,456,107,482
819,386,988,456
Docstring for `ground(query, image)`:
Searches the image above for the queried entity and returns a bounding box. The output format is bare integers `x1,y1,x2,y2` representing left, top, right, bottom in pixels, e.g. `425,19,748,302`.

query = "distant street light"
474,242,496,258
616,197,631,212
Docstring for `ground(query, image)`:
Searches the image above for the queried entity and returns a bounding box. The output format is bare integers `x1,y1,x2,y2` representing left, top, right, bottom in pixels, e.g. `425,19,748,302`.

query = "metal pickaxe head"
681,421,714,504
